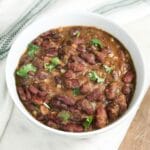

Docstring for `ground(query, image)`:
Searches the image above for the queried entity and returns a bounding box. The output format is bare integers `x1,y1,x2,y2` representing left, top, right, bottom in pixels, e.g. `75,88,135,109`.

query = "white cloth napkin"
0,59,13,138
0,0,150,140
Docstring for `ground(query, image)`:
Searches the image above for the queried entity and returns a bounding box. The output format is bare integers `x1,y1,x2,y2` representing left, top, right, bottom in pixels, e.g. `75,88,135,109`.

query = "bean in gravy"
15,26,136,132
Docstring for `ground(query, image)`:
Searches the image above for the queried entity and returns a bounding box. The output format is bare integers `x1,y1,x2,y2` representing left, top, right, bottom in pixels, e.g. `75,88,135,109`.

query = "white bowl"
6,12,147,138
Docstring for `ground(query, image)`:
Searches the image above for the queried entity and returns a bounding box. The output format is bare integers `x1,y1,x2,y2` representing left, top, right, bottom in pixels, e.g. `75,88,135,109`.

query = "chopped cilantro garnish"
51,57,61,66
27,44,40,57
58,111,70,123
76,31,80,37
44,57,60,72
88,71,105,83
83,116,93,129
90,38,103,48
103,65,113,73
72,88,80,96
16,63,37,77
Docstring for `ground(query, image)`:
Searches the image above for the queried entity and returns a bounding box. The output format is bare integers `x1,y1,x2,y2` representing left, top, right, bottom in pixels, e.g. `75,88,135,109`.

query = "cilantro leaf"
72,88,80,96
88,71,105,83
44,63,55,72
58,111,70,123
16,63,37,77
90,38,103,48
27,44,40,57
51,57,60,66
103,65,113,73
44,57,60,72
83,116,93,129
76,31,80,37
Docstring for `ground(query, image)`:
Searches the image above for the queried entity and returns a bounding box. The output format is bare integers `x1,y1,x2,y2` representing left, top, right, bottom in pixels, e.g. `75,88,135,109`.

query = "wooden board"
119,88,150,150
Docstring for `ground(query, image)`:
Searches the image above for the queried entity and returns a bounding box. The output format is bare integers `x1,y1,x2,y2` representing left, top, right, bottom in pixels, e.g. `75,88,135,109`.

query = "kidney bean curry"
15,26,136,132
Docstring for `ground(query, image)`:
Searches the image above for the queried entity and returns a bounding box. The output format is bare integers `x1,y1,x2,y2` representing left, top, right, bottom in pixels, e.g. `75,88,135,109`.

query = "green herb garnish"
83,116,93,129
44,63,55,72
76,31,80,37
103,65,113,73
51,57,61,66
16,63,37,77
90,38,103,48
88,71,105,83
44,57,60,72
72,88,80,96
58,111,70,123
27,44,40,57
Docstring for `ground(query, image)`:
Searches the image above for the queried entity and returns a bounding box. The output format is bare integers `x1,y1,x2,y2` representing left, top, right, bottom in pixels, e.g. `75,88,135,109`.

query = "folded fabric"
0,59,13,139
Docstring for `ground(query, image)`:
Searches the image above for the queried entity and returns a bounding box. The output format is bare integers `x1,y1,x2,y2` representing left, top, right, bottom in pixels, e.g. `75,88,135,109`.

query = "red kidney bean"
105,82,120,100
36,71,48,80
50,99,68,110
38,83,49,91
41,30,54,38
122,84,132,95
55,76,62,84
123,71,134,83
73,39,84,45
115,94,127,113
80,99,95,115
58,46,65,57
32,58,43,69
76,44,86,52
38,91,47,97
66,39,73,46
81,53,96,65
17,87,27,101
51,32,60,40
95,105,108,128
119,50,126,62
67,62,85,72
46,48,58,57
32,96,43,105
41,39,51,50
37,115,45,121
63,70,76,79
86,45,97,52
70,56,85,64
87,89,105,101
28,71,35,76
95,52,106,63
25,88,31,100
102,47,112,54
47,120,58,128
70,109,83,121
62,123,83,132
106,102,120,121
25,103,36,111
54,95,76,106
80,82,93,94
33,37,43,46
47,111,57,120
41,30,60,40
64,79,80,89
29,85,39,94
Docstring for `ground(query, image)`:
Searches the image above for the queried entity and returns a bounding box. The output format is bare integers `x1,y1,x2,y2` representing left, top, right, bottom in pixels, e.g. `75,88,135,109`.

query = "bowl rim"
5,11,147,138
